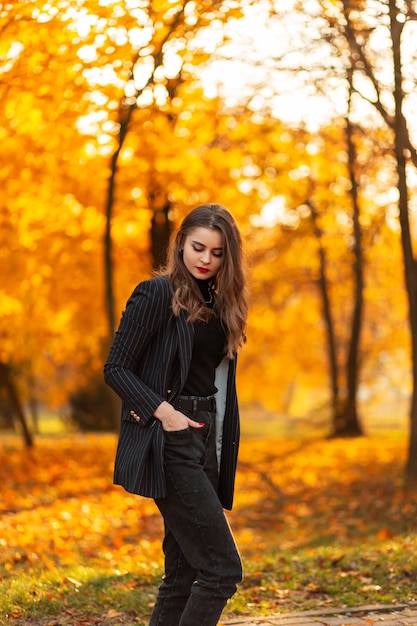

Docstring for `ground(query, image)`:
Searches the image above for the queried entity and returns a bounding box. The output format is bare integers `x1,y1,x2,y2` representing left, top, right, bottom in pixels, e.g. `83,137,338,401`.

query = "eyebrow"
191,239,223,251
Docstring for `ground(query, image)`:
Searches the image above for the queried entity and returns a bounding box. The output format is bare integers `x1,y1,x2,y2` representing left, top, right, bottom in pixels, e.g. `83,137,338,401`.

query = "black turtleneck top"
181,279,227,397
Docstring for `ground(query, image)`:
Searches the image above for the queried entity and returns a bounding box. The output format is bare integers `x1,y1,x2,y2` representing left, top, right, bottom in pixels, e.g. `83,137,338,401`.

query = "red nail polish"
199,422,205,426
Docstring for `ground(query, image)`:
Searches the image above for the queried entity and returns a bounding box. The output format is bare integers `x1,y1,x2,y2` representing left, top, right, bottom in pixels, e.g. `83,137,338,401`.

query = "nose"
200,249,210,264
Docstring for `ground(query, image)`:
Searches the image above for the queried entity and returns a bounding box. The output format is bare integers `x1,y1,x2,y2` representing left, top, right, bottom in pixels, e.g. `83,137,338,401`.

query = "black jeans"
149,403,242,626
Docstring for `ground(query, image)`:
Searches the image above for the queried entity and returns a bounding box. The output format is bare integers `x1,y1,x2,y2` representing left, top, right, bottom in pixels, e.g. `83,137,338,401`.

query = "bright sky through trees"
199,0,347,128
199,0,417,138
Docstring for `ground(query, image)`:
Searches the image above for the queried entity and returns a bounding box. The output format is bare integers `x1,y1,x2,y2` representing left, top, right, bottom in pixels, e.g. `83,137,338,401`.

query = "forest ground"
1,410,416,625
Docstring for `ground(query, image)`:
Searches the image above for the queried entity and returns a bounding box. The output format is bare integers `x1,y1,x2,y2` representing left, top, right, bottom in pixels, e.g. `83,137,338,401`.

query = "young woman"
104,203,248,626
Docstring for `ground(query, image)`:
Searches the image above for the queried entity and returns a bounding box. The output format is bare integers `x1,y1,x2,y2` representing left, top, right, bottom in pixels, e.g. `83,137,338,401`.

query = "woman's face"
182,226,224,281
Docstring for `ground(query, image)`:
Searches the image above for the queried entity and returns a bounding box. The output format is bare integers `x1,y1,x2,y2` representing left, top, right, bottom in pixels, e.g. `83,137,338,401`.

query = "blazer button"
130,410,141,422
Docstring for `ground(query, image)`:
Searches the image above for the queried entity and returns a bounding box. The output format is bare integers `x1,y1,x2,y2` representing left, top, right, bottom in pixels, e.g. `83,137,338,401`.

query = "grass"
232,541,417,614
1,419,417,625
4,543,415,624
3,564,159,622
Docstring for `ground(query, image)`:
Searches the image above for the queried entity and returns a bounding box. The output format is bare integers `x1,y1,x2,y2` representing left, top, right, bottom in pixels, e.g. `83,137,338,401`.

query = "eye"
213,251,223,258
192,244,204,252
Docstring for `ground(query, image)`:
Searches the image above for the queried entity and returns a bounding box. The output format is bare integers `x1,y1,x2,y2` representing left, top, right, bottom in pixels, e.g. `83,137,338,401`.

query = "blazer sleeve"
103,277,171,426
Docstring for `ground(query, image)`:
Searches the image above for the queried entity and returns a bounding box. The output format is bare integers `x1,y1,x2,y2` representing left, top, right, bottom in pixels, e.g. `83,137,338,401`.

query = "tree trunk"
389,1,417,479
0,363,33,447
334,78,364,437
308,94,364,438
308,199,341,424
103,101,137,432
104,101,136,344
149,193,173,271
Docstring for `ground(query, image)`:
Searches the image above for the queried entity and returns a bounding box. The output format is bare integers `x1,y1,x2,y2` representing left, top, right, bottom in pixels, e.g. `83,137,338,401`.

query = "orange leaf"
106,609,123,618
377,528,392,540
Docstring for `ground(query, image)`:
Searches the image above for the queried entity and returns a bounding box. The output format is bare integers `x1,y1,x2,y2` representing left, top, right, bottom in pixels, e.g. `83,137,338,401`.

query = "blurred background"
1,0,417,465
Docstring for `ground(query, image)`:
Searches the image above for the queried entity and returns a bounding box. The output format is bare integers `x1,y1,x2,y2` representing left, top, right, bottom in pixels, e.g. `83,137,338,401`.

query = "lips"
196,267,209,274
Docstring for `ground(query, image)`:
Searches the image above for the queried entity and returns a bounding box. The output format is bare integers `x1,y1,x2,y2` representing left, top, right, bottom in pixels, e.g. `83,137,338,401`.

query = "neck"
193,277,214,306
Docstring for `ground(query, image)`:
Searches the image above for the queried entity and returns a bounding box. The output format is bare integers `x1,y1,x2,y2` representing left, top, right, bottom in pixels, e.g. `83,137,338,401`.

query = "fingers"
131,405,204,430
188,417,205,429
163,415,204,431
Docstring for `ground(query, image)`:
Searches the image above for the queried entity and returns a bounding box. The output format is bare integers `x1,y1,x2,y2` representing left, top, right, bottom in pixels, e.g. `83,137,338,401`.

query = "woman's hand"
152,401,204,432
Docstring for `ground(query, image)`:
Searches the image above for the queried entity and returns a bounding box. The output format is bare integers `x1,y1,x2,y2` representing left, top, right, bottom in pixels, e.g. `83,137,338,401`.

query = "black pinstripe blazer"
104,275,240,510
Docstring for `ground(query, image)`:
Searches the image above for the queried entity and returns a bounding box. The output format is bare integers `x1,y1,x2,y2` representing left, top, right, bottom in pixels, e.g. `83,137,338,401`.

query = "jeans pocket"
163,427,205,465
163,427,192,451
164,426,191,438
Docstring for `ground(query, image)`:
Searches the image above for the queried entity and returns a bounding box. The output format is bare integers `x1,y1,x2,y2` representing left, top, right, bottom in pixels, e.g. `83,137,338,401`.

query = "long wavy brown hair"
162,204,248,358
